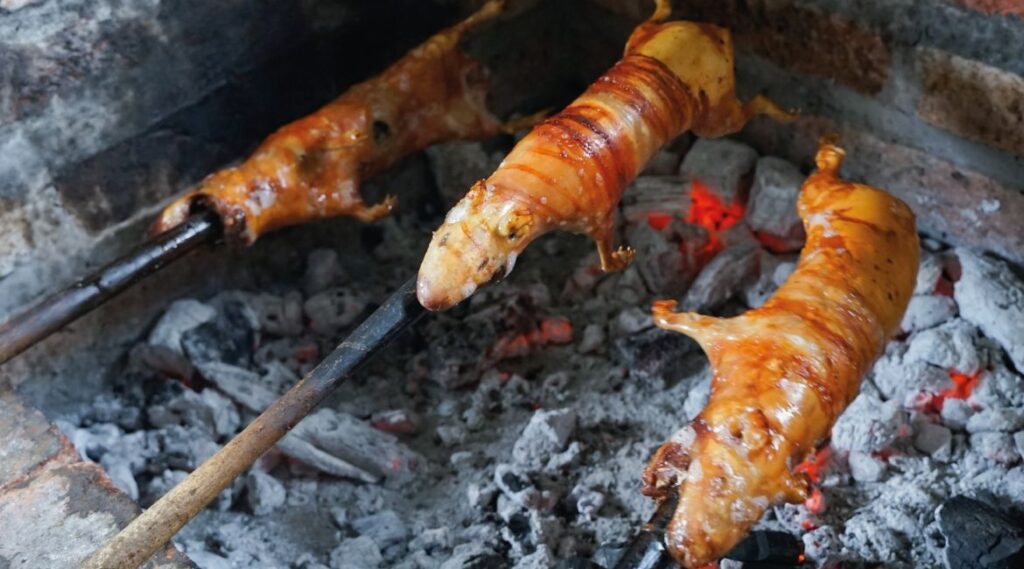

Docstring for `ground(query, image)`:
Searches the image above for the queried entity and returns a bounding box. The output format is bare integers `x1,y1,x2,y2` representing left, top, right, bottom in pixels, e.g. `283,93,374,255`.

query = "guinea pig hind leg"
592,220,635,273
350,195,398,223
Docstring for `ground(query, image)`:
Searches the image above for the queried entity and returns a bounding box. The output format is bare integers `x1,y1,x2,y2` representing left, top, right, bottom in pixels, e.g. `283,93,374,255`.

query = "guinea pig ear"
497,208,534,242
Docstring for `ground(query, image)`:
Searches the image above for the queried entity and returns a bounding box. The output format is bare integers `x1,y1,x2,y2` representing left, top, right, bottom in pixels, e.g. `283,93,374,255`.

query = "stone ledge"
0,393,194,568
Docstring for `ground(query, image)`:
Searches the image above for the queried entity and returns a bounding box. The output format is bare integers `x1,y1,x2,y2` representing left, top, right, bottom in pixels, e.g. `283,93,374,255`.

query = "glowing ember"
794,446,832,485
934,277,955,297
687,179,745,231
795,446,831,522
537,318,573,344
490,317,574,360
804,488,826,514
642,178,747,267
686,179,745,261
916,369,982,414
293,343,319,362
873,448,896,463
753,230,792,254
646,212,673,231
370,410,419,435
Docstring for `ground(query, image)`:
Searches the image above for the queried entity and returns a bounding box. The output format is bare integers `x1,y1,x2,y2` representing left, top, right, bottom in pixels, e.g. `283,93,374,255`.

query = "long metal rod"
81,277,423,569
613,492,805,569
614,494,679,569
0,212,220,365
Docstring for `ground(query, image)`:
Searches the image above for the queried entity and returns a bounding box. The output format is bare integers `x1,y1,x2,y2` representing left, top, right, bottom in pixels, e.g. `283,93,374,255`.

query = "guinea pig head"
417,180,537,311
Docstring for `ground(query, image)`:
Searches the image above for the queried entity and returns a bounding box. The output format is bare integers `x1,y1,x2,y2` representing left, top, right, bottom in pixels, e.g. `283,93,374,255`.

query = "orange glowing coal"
687,179,744,262
753,230,791,254
646,211,673,231
794,446,831,485
917,369,982,414
490,317,574,360
686,179,745,233
804,488,826,516
794,446,831,523
645,179,746,265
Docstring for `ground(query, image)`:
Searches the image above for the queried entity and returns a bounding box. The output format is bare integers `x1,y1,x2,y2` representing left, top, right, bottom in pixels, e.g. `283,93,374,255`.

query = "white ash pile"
52,137,1024,569
786,244,1024,569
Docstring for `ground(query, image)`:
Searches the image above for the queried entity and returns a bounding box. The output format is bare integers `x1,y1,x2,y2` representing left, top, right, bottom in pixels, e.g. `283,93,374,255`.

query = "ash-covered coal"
937,496,1024,569
52,137,1024,569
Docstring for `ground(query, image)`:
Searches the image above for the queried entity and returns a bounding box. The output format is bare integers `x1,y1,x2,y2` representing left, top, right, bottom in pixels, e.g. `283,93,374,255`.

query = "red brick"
739,115,1024,266
917,49,1024,157
956,0,1024,17
677,0,891,94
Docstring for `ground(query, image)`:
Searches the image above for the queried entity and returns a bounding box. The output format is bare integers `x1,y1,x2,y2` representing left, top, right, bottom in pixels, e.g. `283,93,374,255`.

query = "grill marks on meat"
152,0,533,244
416,0,794,311
645,143,919,568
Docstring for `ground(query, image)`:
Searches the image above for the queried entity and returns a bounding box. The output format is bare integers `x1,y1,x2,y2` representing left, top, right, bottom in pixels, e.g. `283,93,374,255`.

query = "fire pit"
2,1,1024,568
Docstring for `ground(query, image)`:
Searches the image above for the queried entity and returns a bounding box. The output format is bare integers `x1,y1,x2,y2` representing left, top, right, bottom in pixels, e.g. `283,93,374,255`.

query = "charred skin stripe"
152,0,541,244
646,143,919,568
417,0,795,311
495,55,690,227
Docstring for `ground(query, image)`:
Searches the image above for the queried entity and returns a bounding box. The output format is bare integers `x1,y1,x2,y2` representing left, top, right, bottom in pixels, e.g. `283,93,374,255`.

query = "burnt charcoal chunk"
506,513,531,541
938,496,1024,569
681,244,761,313
501,470,531,493
613,327,699,382
744,156,806,252
181,322,252,367
678,138,758,204
441,544,508,569
724,530,804,564
180,295,259,368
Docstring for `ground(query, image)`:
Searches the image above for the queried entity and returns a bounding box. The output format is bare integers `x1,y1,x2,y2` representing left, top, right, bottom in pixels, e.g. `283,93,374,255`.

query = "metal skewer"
0,212,220,366
612,491,805,569
80,276,423,569
614,494,679,569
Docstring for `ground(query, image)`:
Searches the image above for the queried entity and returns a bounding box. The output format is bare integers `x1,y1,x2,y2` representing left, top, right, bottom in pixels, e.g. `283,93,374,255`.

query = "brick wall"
576,0,1024,265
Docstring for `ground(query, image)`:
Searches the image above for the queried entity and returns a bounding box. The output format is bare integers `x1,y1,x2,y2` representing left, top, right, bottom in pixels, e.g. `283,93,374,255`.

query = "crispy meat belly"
647,143,920,568
152,0,511,244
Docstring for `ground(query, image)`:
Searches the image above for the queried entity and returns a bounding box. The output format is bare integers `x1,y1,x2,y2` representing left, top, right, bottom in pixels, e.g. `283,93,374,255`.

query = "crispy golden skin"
645,143,919,568
153,0,531,244
416,0,793,311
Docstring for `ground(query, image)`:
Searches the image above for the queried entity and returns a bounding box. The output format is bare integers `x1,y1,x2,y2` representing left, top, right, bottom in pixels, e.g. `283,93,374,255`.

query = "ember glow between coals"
489,317,574,360
646,178,746,264
915,369,982,414
794,446,832,526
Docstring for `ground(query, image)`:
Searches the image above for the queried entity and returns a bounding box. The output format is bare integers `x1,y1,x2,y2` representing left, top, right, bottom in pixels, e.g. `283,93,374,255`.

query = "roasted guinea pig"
644,143,919,568
153,0,533,244
416,0,794,310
